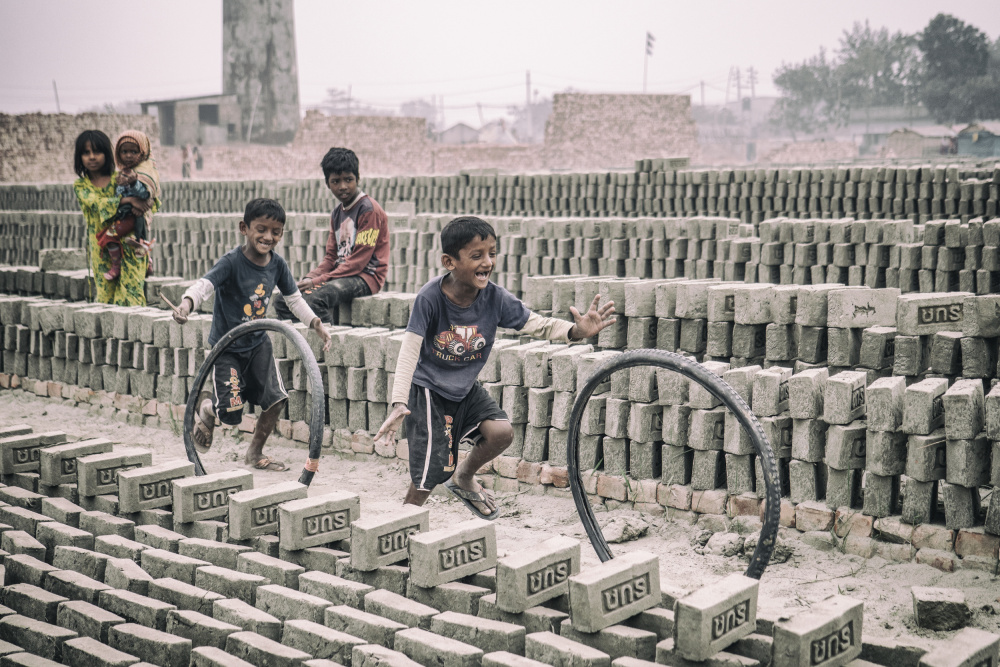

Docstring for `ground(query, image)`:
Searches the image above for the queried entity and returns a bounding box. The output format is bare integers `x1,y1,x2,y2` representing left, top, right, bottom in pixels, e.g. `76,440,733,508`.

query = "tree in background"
770,48,845,138
917,13,1000,123
836,21,921,109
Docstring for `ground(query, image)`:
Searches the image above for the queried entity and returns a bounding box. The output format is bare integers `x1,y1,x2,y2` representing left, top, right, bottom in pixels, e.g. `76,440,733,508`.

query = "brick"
140,548,210,585
80,511,136,540
195,566,268,605
365,589,438,630
395,626,484,667
117,461,194,514
895,292,971,336
1,529,46,560
902,378,948,435
38,439,113,487
254,584,330,624
228,481,307,541
77,449,153,498
278,490,359,550
236,552,304,590
99,589,176,631
62,636,140,667
823,371,867,424
324,604,406,649
0,615,78,662
298,571,373,609
171,471,253,524
57,600,126,644
559,621,656,662
408,518,497,587
44,569,112,605
210,599,281,642
496,535,581,613
567,550,660,633
4,553,59,587
673,573,757,661
772,595,862,667
524,631,610,667
911,587,970,632
431,610,526,655
280,619,366,665
0,431,67,475
189,647,255,667
178,538,251,570
352,645,423,667
226,630,311,667
104,557,154,595
0,583,66,623
108,623,191,667
916,628,999,666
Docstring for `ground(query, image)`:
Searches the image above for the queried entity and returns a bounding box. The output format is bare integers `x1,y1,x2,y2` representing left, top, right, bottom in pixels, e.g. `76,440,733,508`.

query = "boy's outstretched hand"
569,294,617,341
374,403,410,449
311,318,332,351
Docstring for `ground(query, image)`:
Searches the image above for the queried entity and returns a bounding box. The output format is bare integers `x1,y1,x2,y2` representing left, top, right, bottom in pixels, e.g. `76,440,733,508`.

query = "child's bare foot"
191,399,216,453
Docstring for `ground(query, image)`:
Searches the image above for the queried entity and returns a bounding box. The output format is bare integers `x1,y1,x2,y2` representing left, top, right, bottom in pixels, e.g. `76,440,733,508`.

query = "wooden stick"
159,291,180,314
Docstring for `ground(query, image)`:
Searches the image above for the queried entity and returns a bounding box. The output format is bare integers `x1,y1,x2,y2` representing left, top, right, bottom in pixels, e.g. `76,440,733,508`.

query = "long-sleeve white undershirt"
390,313,580,406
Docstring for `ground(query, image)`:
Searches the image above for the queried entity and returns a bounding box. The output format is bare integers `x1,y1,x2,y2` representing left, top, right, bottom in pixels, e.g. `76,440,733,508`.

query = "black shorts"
212,339,287,426
405,382,507,491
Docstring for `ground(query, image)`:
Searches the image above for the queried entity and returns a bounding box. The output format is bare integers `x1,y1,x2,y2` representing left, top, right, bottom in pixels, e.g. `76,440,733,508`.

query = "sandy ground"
3,390,1000,650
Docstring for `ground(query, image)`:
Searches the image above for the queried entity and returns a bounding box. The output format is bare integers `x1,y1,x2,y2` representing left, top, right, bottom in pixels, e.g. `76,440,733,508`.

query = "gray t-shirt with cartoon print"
204,247,297,353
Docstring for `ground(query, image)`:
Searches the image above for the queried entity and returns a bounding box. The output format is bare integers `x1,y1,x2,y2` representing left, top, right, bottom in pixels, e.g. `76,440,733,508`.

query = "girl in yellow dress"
72,130,156,306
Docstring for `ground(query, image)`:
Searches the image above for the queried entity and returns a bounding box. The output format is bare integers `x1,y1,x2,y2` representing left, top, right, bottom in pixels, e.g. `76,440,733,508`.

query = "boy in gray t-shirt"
374,216,617,520
172,198,331,473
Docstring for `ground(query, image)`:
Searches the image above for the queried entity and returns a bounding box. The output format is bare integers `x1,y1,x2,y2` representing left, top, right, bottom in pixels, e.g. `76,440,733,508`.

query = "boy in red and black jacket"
274,147,389,323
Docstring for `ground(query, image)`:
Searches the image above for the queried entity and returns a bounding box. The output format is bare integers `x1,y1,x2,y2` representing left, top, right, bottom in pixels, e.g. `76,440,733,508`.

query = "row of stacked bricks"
11,209,1000,302
10,266,1000,572
0,160,997,220
9,422,989,666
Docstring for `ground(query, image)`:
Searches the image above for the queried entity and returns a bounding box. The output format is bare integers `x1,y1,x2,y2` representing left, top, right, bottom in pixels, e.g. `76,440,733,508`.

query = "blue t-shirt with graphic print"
407,275,531,402
203,247,298,353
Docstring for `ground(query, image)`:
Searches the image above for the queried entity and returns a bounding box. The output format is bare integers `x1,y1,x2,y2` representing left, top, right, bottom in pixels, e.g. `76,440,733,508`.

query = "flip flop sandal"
192,410,214,454
443,478,500,521
254,458,287,472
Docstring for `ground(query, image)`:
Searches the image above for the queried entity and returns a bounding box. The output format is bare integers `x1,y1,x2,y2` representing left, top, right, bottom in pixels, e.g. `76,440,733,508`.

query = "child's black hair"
321,147,360,180
243,198,286,225
441,216,497,258
73,130,113,178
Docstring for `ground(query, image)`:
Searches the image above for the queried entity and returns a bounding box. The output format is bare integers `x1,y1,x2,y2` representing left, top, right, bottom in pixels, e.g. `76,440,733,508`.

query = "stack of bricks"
3,160,997,221
12,209,1000,302
1,423,995,665
6,422,983,666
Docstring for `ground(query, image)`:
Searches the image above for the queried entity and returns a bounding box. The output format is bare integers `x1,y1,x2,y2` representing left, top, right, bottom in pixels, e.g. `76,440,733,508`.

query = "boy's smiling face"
442,234,497,291
240,215,285,260
326,171,359,206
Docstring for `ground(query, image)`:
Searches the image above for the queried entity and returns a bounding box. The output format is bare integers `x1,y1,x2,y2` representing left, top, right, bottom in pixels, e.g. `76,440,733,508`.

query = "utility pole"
643,32,655,93
747,67,758,99
52,80,60,113
700,81,705,107
735,67,742,105
525,70,533,142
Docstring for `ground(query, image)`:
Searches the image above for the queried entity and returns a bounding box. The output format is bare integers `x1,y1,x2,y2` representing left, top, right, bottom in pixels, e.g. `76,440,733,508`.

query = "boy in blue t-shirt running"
374,216,616,519
172,198,331,472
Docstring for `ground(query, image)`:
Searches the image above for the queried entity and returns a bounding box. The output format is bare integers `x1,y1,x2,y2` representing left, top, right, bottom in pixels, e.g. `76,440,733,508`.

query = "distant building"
478,119,517,145
437,123,479,145
957,122,1000,157
884,125,957,158
139,0,299,146
140,94,241,147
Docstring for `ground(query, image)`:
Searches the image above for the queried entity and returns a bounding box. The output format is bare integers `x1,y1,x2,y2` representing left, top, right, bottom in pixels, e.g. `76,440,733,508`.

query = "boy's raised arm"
519,294,616,343
174,278,215,324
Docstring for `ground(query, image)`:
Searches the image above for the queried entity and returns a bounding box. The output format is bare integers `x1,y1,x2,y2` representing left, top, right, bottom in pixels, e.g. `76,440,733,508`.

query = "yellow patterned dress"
73,172,158,306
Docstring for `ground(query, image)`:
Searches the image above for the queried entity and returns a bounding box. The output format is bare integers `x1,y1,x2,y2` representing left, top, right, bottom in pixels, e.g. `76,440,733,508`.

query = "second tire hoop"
566,348,781,580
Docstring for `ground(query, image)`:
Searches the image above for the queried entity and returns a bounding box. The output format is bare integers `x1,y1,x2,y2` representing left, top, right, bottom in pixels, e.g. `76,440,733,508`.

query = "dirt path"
3,390,998,650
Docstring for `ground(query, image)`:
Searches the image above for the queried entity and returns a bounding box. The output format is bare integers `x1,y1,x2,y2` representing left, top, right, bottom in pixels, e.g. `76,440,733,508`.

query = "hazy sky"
2,0,998,128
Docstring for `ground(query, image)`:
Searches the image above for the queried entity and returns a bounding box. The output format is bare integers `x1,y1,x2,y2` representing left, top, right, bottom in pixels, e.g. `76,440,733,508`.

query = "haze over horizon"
1,0,998,129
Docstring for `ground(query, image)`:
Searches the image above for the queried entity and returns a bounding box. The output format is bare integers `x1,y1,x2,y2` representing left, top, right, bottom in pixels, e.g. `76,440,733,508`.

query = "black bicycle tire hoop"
182,319,325,487
566,348,781,579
